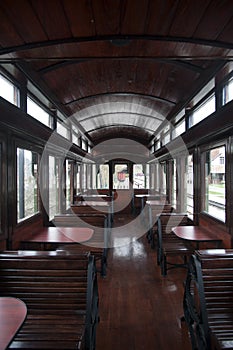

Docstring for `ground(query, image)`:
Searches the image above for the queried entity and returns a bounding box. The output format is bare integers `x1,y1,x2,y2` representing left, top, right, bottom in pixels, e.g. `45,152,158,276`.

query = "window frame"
200,141,227,223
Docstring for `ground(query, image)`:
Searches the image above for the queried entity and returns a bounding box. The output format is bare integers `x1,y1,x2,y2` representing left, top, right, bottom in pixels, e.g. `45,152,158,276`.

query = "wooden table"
172,225,222,249
21,226,94,250
0,297,27,350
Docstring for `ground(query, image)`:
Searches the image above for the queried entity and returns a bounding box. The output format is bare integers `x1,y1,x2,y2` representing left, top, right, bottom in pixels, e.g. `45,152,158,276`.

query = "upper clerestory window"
0,73,19,106
222,77,233,106
189,94,215,128
27,96,52,128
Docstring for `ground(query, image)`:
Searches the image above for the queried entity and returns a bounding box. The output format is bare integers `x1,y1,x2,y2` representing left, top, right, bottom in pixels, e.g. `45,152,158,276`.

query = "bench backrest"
53,213,110,249
70,203,113,226
184,249,233,350
0,250,98,349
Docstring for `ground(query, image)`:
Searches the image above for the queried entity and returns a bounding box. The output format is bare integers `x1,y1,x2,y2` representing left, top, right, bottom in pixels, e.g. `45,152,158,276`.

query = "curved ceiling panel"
0,0,232,148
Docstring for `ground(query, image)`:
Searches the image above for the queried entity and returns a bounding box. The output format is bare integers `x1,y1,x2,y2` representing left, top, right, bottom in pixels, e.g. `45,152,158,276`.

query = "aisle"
96,214,192,350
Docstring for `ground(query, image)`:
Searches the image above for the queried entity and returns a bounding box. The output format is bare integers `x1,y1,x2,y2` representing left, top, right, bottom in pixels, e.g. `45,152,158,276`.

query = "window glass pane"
172,119,185,138
172,160,177,208
49,156,59,221
155,163,160,192
133,164,145,189
113,164,129,189
185,155,194,219
190,94,215,127
161,162,166,195
66,160,71,209
82,164,87,190
76,165,81,192
223,77,233,105
97,164,109,189
27,97,51,128
17,148,39,221
0,74,19,106
0,144,1,232
57,121,70,139
204,146,225,222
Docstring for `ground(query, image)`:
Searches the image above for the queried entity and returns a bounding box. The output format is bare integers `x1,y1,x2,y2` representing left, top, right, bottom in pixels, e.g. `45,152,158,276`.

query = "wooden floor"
96,214,192,350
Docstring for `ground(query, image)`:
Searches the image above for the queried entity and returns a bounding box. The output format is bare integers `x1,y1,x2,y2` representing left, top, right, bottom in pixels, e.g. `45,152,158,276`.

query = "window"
190,94,216,127
27,96,52,128
171,160,177,209
222,77,233,105
161,125,170,146
154,162,160,192
76,164,81,192
203,146,226,222
185,155,194,219
66,160,71,209
161,162,167,195
113,163,129,189
57,120,70,139
133,164,145,189
0,73,19,106
48,156,60,221
0,144,1,232
17,148,39,221
97,164,109,189
172,119,185,139
71,124,80,145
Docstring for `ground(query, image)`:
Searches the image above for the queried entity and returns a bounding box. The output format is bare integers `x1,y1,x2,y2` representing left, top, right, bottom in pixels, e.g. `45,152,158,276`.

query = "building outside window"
203,146,226,222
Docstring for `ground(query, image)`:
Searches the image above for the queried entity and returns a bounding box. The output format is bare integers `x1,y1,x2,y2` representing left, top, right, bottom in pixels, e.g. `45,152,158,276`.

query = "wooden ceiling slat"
194,0,233,41
217,16,233,43
31,0,71,40
63,0,94,37
0,0,47,43
0,8,23,47
121,0,150,34
169,0,211,37
92,0,122,35
146,0,180,35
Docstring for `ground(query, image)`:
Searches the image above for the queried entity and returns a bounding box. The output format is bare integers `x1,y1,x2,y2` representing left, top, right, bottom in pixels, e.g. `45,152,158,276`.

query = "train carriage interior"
0,1,233,349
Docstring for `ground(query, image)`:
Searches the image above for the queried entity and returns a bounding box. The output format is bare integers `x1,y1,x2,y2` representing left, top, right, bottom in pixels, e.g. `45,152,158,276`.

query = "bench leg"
161,255,167,276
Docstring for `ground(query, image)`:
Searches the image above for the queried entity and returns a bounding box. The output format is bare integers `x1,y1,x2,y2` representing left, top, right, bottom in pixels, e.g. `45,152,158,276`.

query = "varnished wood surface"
173,225,222,248
0,297,27,350
96,214,192,350
21,226,94,243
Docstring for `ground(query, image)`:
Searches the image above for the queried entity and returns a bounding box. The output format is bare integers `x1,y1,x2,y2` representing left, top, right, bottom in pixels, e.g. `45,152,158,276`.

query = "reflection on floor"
96,214,192,350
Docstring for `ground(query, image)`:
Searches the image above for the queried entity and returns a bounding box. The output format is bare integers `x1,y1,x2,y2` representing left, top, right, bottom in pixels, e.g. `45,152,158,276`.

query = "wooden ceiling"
0,0,233,147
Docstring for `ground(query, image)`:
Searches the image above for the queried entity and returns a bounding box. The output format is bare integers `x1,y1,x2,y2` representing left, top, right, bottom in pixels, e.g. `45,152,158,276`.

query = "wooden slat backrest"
184,249,233,350
0,250,99,349
53,214,110,276
53,213,109,248
158,213,190,238
70,204,113,226
0,251,90,312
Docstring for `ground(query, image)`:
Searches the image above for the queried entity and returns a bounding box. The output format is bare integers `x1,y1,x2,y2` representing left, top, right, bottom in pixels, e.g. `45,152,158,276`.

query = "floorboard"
96,214,192,350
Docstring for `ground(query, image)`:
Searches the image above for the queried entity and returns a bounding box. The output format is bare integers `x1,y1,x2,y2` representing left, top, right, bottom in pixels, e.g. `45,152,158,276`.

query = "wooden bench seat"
53,213,110,277
70,201,113,225
183,249,233,350
157,213,194,276
0,250,99,350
